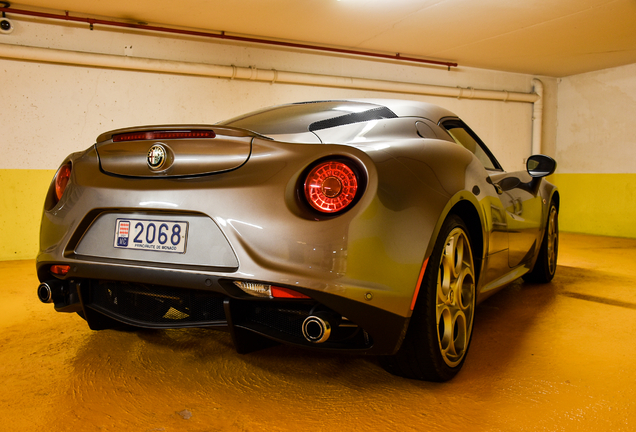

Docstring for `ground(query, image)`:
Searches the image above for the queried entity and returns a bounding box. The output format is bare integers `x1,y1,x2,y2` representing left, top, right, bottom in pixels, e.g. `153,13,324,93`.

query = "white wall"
553,62,636,238
557,63,636,174
1,19,556,172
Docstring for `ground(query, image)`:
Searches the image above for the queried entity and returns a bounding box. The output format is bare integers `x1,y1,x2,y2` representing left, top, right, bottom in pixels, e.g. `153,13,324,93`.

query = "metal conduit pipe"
0,43,540,104
0,5,458,69
531,78,544,154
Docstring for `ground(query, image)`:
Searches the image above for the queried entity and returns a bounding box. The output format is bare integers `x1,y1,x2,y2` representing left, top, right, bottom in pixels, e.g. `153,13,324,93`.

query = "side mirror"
527,155,557,178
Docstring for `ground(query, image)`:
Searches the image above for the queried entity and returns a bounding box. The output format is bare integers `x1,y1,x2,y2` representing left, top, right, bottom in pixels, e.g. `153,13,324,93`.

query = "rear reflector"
271,286,310,299
51,265,70,276
113,130,216,142
410,257,429,310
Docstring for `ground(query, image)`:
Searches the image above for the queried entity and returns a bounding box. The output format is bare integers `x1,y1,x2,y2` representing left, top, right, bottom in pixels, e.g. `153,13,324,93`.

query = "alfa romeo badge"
147,144,166,170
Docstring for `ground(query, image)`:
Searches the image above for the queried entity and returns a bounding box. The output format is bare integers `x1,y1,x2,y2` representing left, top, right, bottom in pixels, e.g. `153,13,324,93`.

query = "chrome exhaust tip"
302,315,332,343
37,281,64,304
37,283,54,303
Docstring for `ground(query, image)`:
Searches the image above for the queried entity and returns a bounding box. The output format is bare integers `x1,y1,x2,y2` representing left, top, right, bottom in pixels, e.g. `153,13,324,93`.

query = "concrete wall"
554,63,636,238
1,19,555,260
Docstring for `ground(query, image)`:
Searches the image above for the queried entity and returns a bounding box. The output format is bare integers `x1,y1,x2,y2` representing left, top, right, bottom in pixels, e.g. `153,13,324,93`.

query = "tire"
381,215,476,382
523,201,558,283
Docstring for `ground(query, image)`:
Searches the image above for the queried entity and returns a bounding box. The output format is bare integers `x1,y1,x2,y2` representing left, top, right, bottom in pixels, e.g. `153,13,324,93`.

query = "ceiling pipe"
531,78,544,154
0,43,539,103
0,5,457,69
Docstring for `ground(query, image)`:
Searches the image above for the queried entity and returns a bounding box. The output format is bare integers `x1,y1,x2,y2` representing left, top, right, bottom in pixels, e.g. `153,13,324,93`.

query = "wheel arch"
419,193,486,297
551,190,560,211
447,199,484,285
540,184,560,235
388,196,483,381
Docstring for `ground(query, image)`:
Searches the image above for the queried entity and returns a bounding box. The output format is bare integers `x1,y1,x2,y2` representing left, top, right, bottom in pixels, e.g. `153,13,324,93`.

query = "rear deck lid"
95,125,257,177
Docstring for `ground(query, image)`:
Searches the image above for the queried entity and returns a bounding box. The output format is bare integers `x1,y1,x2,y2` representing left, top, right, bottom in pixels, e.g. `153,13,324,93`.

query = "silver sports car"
37,99,559,381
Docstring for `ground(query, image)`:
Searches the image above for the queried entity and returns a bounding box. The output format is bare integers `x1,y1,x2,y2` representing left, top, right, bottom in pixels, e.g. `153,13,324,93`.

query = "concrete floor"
1,233,635,431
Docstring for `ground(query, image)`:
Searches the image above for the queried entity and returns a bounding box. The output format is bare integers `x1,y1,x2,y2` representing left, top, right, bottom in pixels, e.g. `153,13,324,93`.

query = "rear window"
220,101,397,136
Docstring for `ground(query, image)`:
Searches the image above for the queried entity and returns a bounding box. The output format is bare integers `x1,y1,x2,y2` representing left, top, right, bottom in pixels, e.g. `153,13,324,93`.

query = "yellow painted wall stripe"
552,173,636,238
1,170,635,261
0,169,55,261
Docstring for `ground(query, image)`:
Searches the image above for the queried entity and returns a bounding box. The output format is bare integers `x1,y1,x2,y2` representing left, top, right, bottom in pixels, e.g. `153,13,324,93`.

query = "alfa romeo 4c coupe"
37,99,559,381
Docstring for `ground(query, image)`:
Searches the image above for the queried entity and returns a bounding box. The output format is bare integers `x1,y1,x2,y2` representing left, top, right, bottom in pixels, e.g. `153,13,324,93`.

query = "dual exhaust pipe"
39,280,342,345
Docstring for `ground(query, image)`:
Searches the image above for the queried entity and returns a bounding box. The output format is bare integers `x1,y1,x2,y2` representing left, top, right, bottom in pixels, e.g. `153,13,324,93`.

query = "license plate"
114,219,188,253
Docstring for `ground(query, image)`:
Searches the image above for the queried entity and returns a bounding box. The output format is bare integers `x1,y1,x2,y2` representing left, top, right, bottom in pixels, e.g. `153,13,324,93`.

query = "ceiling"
9,0,636,77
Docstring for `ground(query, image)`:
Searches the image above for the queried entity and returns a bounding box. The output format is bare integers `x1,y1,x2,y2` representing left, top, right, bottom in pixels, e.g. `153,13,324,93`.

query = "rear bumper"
36,259,409,355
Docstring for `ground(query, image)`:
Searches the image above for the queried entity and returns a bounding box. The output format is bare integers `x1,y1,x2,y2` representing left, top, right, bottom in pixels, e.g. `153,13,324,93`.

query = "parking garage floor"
1,233,635,431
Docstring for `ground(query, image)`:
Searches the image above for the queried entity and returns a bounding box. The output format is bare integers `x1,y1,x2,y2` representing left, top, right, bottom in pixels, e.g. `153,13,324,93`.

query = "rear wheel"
381,215,476,382
523,201,558,283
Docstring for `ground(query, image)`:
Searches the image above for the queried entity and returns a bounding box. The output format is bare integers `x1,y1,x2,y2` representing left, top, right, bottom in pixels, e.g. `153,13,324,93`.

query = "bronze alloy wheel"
547,205,559,276
380,215,476,382
523,200,559,283
436,226,475,368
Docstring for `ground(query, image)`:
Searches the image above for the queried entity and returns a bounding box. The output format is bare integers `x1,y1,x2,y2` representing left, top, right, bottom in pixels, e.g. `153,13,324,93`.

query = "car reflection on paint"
36,99,559,381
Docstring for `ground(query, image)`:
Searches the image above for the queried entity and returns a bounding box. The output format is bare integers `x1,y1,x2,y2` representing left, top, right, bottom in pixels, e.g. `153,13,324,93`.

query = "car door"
487,172,544,268
439,119,542,272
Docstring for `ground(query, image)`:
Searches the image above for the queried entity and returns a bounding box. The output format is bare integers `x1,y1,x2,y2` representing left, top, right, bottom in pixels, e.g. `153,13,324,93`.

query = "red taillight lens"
304,161,359,213
55,163,72,202
113,130,216,142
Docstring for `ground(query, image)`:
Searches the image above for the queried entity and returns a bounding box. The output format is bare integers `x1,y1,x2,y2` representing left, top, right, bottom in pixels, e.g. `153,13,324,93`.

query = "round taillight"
55,163,72,202
304,161,359,213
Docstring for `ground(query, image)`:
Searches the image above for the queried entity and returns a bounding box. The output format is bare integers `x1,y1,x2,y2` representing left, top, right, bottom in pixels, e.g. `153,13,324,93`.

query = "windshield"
219,101,397,136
